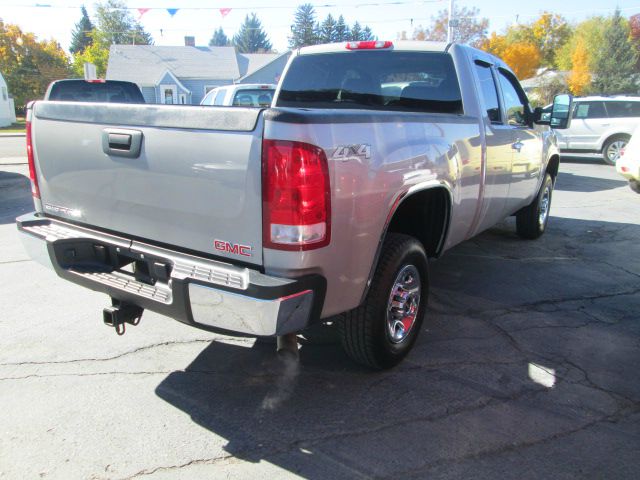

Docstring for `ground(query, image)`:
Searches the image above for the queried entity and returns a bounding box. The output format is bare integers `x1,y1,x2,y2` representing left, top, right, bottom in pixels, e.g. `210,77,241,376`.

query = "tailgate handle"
102,129,143,158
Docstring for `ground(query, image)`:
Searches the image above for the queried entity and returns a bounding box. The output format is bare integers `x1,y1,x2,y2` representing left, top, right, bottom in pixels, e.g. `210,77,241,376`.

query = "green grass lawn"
0,117,25,133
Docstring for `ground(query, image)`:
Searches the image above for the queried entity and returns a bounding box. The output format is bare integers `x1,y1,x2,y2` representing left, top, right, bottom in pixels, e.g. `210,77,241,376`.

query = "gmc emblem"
214,239,252,257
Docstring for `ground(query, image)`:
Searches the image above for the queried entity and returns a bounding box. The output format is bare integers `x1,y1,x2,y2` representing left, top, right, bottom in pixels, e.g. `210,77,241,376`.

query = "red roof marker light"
346,40,393,50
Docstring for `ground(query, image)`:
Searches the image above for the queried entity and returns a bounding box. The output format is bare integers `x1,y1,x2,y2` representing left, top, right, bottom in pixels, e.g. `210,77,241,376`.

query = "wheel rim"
538,185,551,227
606,140,626,164
386,265,421,344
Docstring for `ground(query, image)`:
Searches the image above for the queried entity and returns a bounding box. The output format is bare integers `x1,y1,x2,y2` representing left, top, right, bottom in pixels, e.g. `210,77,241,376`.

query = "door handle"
108,133,131,150
102,128,143,158
511,141,524,152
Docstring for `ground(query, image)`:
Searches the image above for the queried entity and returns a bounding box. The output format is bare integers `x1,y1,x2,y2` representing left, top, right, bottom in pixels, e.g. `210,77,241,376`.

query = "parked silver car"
552,96,640,165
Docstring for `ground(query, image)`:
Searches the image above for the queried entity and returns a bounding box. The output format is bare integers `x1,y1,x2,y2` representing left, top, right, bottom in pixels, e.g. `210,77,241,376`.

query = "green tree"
72,31,110,77
556,17,606,72
416,6,488,47
335,15,349,41
362,26,374,41
319,14,337,43
350,21,363,41
233,13,272,53
592,9,638,94
72,0,152,77
69,5,94,54
0,20,70,110
94,0,152,45
209,27,229,47
289,4,318,48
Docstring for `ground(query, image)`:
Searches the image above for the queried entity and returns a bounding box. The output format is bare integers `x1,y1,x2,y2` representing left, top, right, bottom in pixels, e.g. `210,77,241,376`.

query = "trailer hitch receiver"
103,300,144,335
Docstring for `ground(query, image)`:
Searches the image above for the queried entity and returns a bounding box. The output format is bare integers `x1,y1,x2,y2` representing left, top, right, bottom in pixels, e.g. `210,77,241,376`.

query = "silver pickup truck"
17,41,571,369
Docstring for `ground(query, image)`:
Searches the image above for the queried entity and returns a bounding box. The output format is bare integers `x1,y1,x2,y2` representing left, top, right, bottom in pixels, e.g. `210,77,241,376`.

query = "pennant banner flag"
137,8,150,18
220,8,232,18
166,8,179,17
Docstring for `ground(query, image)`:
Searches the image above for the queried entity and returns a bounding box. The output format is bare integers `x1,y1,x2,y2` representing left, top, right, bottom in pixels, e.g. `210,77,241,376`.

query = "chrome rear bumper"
17,213,325,336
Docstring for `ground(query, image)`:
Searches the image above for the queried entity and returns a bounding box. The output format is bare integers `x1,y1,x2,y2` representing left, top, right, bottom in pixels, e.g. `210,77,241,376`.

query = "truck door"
471,61,512,233
496,68,542,213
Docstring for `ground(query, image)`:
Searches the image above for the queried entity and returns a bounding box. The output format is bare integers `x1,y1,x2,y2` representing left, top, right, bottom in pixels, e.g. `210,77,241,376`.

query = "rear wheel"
602,135,630,165
516,173,554,239
339,233,428,369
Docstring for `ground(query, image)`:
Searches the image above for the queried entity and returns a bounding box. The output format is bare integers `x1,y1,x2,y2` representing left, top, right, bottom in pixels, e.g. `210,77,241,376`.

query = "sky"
1,0,639,53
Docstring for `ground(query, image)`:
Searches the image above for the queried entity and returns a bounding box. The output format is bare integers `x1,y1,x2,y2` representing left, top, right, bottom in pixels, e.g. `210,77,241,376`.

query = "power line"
1,0,447,10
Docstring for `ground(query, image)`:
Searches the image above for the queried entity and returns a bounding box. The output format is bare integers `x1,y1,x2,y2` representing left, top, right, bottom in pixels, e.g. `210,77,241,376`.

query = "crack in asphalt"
116,453,238,480
384,406,640,479
0,339,214,367
475,315,639,408
115,388,549,480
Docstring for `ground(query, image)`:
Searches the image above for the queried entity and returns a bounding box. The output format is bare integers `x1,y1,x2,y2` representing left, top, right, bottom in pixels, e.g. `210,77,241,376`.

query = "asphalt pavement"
0,144,638,479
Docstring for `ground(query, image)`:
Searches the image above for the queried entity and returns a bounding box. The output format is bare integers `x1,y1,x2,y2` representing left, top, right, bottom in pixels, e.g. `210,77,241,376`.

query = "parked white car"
616,124,640,193
552,96,640,165
200,84,276,107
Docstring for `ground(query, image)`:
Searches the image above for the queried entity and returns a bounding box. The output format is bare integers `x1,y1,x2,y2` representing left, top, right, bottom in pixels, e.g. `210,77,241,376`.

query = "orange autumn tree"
0,20,70,111
567,37,591,95
481,32,541,79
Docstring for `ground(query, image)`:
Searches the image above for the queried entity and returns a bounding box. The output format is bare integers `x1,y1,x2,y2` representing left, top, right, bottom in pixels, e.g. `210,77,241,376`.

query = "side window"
573,102,606,119
497,69,528,127
606,101,640,118
201,90,215,105
474,62,501,123
213,89,227,106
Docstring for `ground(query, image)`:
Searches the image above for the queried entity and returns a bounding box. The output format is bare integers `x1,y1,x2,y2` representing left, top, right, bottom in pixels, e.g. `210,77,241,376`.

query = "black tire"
339,233,428,370
602,135,630,166
629,180,640,194
516,173,554,239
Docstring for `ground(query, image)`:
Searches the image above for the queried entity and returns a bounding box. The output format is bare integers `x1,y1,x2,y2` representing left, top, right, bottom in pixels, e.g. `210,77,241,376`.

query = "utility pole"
447,0,455,43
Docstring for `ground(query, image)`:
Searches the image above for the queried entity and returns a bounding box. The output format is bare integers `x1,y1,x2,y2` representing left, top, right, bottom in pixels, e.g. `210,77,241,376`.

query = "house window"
164,88,174,104
1,87,6,101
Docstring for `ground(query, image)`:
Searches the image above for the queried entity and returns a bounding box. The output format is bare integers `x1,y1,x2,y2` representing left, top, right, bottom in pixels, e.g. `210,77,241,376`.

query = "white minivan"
553,96,640,165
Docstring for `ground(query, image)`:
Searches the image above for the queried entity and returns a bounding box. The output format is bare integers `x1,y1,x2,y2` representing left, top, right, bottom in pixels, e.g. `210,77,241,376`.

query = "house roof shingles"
106,45,280,86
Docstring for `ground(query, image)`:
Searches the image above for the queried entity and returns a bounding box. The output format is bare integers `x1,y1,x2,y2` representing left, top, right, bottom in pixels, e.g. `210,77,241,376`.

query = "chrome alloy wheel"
606,140,626,164
386,265,421,343
538,185,551,227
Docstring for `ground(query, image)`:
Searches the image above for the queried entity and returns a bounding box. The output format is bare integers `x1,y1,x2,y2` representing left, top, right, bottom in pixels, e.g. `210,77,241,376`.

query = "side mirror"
549,94,573,129
533,106,548,125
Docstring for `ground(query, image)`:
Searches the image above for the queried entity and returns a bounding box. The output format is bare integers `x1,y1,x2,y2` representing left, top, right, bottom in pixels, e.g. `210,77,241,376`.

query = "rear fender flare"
359,181,453,304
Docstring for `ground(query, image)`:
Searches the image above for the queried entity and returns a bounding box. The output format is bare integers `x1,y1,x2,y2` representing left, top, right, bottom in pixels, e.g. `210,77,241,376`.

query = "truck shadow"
554,171,627,193
0,170,32,224
155,215,640,478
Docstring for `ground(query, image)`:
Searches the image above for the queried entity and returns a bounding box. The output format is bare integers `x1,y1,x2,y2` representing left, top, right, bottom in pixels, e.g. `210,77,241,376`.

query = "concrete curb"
0,133,26,138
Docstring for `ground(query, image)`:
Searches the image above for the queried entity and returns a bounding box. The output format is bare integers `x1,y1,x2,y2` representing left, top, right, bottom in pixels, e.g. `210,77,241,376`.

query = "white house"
0,72,16,127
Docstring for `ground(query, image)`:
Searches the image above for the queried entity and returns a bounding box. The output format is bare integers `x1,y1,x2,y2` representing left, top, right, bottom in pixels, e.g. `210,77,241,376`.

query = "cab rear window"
47,81,145,104
277,51,463,114
232,89,275,107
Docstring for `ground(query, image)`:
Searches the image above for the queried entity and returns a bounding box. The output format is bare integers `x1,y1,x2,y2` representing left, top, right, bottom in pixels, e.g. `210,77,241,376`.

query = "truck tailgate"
31,102,264,265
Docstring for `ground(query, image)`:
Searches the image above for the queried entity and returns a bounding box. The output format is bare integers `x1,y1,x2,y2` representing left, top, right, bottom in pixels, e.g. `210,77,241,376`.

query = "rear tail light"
346,40,393,50
262,140,330,250
26,114,40,199
86,79,106,83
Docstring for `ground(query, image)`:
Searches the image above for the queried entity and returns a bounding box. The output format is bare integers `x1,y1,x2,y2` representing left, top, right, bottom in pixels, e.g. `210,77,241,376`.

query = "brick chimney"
184,36,195,47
